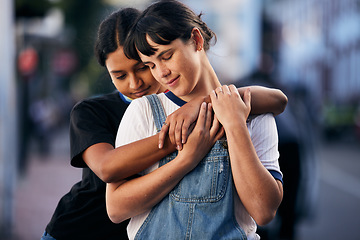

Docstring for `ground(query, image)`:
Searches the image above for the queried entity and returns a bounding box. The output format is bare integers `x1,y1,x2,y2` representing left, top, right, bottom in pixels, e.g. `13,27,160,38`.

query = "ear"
191,28,204,51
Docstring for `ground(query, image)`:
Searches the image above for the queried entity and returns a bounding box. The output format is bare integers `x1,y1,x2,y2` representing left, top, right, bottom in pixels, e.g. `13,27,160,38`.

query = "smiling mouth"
133,86,151,97
167,76,179,87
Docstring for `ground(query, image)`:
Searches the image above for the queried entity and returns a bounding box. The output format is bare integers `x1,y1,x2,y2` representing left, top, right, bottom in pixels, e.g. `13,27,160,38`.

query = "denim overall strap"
136,94,247,240
145,94,167,133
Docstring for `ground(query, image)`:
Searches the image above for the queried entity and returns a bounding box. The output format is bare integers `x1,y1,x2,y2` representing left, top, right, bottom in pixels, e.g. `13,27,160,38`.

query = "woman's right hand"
158,95,209,150
178,102,224,168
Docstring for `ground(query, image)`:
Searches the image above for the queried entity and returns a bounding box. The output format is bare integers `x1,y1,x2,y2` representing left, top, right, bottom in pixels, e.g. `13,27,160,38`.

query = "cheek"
149,68,162,82
140,71,156,84
112,79,129,95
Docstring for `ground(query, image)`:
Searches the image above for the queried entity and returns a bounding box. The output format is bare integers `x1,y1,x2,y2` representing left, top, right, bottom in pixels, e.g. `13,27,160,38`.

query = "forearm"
225,124,283,225
106,153,196,223
202,86,287,116
84,134,176,183
106,102,220,224
239,86,287,116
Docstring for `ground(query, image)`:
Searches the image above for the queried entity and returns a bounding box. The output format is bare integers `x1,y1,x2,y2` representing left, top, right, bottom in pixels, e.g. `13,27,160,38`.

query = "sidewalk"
10,128,81,240
8,129,360,240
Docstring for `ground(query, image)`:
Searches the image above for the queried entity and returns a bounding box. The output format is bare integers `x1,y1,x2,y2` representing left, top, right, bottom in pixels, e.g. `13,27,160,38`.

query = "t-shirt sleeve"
248,113,283,182
115,97,156,148
70,102,116,168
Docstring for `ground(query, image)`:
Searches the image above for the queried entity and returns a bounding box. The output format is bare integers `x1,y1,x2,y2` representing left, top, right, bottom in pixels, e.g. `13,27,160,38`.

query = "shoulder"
247,113,278,146
247,113,275,125
126,93,170,115
126,95,152,115
115,95,159,147
72,92,125,112
247,113,276,131
248,114,281,175
71,92,127,121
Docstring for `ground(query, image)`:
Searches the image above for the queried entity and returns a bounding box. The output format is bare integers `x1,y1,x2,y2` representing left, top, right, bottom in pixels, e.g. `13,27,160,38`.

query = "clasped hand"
158,84,251,150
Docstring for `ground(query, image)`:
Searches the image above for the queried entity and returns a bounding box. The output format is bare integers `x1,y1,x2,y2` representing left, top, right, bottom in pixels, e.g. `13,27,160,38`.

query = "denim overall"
136,94,247,240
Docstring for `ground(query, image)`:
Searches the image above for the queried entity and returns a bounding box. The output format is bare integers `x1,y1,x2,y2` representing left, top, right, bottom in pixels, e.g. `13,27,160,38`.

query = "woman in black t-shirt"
42,7,287,240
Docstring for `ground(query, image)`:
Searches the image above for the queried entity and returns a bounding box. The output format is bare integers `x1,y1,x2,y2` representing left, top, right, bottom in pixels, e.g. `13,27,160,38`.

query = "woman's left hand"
210,85,251,130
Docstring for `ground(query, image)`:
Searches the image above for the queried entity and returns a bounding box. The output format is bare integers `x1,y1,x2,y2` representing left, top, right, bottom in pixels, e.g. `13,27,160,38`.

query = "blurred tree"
15,0,114,95
15,0,52,18
54,0,107,76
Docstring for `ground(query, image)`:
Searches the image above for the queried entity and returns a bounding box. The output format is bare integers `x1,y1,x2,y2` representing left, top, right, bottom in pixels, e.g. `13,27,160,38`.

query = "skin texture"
83,47,172,183
106,47,166,99
210,85,283,225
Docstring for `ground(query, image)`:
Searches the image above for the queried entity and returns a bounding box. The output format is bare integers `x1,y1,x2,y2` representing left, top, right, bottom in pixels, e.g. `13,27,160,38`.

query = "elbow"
107,208,128,224
272,93,288,116
98,166,116,183
107,208,129,224
277,90,288,114
106,198,130,224
254,189,283,226
253,209,277,226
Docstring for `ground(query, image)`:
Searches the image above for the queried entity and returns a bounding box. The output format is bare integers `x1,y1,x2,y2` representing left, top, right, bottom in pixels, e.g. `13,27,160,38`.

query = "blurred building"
0,0,16,238
264,0,360,139
181,0,360,141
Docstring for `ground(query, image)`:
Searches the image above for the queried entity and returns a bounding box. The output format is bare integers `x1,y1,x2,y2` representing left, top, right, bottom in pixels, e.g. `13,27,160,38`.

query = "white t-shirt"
115,92,282,240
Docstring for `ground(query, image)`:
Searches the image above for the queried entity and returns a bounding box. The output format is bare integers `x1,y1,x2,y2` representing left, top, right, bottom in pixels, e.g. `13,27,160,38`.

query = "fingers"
228,84,238,95
210,114,224,141
204,102,213,130
212,85,232,99
243,87,251,109
158,122,169,149
168,120,176,147
173,121,183,150
181,120,191,144
196,102,207,129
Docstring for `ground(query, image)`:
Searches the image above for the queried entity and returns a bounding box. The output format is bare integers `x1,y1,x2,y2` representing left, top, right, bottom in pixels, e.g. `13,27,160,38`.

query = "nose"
129,74,143,90
155,63,171,79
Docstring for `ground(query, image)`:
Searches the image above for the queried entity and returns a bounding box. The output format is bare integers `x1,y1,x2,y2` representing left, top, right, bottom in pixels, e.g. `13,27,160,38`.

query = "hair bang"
134,16,175,56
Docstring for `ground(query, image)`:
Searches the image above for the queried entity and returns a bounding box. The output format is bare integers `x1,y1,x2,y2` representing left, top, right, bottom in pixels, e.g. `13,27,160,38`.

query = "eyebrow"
110,62,144,73
142,48,173,66
157,48,172,58
110,70,123,74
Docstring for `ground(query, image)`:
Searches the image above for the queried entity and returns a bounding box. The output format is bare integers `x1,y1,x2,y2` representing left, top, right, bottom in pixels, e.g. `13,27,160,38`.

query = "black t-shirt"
45,91,130,240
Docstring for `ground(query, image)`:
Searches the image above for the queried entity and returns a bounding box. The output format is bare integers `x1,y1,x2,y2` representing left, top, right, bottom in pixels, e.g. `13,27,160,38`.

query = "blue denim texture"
138,95,247,239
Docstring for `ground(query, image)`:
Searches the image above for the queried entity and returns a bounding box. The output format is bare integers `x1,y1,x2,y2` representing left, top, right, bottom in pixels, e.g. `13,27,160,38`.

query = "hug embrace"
43,1,286,239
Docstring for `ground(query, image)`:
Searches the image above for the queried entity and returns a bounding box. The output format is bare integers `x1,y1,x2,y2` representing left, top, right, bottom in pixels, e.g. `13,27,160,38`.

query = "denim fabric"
41,231,56,240
138,95,247,239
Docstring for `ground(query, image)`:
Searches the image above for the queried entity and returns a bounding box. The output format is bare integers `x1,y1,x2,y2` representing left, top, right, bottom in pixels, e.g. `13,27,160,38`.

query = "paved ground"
8,129,81,240
6,129,360,240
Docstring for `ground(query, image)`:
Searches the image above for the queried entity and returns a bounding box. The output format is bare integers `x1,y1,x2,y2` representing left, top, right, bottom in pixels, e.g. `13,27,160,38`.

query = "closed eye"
137,65,149,72
116,74,126,80
144,62,155,69
162,53,173,61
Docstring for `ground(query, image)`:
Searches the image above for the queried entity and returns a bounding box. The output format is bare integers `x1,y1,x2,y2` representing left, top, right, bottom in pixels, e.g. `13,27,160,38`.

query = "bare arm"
106,103,224,223
210,85,283,226
83,133,176,183
238,85,287,116
159,85,287,150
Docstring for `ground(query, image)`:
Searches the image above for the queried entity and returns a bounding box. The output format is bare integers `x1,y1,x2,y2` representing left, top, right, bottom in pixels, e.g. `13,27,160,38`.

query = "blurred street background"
1,0,360,239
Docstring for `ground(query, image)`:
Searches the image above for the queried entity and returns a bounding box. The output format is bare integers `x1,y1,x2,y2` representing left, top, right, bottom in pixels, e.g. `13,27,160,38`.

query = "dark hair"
94,8,141,66
124,0,216,61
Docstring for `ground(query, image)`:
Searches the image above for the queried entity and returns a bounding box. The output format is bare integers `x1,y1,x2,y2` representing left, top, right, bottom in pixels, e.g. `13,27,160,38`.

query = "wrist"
223,120,247,133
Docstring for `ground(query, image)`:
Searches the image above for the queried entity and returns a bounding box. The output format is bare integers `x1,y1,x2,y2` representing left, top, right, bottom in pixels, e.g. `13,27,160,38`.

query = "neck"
158,85,168,93
181,56,221,102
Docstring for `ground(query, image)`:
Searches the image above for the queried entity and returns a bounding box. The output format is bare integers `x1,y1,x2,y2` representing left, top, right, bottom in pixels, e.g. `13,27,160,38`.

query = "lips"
133,86,151,98
166,75,180,87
